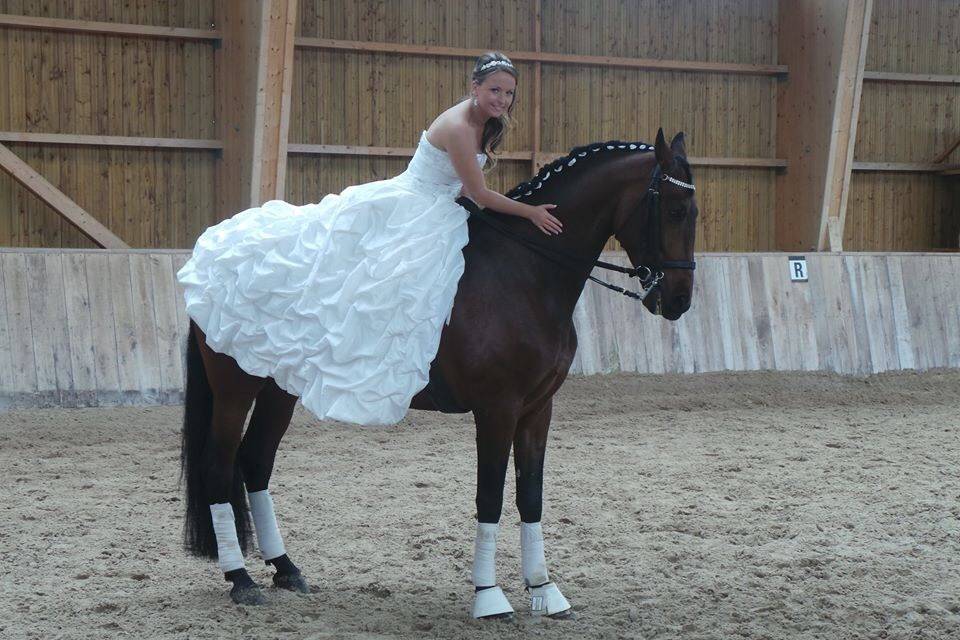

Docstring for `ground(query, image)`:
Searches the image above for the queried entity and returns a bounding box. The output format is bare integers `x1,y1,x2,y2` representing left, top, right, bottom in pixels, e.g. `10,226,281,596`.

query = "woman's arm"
445,129,562,235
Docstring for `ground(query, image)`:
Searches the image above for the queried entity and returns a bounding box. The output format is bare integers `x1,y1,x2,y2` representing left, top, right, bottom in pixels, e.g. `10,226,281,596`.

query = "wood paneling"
0,0,217,248
847,0,960,251
5,249,958,408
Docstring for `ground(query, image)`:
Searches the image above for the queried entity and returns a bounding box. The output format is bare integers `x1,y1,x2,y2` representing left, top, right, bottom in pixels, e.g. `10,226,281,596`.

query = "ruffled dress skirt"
177,134,482,426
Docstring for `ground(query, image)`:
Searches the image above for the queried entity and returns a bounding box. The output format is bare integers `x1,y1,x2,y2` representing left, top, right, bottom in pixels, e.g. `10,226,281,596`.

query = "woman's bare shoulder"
426,102,475,152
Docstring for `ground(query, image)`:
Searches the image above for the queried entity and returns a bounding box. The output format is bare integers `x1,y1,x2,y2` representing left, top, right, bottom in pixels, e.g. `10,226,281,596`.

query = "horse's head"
613,129,697,321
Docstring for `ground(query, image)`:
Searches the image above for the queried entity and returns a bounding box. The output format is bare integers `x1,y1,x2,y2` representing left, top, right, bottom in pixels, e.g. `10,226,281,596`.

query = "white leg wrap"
210,503,245,573
522,522,571,616
248,490,286,561
472,522,499,587
521,522,550,586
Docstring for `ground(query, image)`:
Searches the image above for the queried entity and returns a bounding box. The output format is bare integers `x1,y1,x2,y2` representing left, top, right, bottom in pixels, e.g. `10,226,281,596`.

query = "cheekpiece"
479,59,514,72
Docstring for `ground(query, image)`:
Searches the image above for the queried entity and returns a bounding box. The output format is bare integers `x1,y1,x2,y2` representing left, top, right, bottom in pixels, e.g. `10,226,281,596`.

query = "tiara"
479,59,514,72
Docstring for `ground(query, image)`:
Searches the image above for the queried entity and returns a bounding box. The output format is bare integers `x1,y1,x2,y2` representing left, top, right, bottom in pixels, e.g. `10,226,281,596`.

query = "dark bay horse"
180,129,698,617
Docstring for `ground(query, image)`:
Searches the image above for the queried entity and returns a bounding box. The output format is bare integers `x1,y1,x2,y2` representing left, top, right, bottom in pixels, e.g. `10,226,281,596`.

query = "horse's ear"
670,132,687,157
655,127,674,171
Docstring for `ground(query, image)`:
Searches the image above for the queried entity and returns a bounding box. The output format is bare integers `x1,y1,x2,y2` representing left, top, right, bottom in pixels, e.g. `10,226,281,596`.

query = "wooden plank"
61,253,98,405
862,71,960,86
0,257,18,395
107,253,143,393
884,256,916,370
852,162,960,173
723,257,758,370
128,254,163,399
294,36,789,76
843,255,874,374
746,255,776,370
148,253,184,395
856,256,896,372
0,13,220,41
0,131,224,149
0,253,38,395
84,252,122,403
0,142,128,249
24,253,74,406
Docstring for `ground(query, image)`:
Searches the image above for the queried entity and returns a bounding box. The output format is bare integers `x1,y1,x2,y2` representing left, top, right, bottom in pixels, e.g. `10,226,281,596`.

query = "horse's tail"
180,323,252,559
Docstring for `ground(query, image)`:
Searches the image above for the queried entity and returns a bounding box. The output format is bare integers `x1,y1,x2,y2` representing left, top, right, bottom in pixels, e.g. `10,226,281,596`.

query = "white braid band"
521,522,550,586
248,490,286,561
472,522,500,587
210,503,245,572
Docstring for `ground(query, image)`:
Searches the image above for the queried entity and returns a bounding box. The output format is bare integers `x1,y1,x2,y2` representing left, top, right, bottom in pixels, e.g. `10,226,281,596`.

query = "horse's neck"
512,171,624,320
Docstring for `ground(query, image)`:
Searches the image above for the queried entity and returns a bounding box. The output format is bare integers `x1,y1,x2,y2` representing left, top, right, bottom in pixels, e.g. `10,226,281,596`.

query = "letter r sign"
788,256,808,282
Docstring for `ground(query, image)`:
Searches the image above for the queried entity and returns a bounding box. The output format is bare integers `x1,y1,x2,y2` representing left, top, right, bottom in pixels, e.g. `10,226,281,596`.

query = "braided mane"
505,140,655,201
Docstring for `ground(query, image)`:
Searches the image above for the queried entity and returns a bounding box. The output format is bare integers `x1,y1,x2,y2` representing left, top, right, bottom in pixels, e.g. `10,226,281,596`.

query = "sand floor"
2,370,959,640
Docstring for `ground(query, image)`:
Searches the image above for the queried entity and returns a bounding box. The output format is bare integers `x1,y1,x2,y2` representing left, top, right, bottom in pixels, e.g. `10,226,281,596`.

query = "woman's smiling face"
472,70,517,118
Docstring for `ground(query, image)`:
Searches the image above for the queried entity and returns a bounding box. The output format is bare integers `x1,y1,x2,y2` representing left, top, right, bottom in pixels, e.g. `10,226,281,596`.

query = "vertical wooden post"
216,0,298,220
251,0,298,204
775,0,872,252
531,0,542,175
819,0,873,251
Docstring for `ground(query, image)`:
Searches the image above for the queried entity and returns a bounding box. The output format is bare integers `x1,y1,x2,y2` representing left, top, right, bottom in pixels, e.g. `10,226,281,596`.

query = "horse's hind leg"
237,380,308,593
193,327,268,605
513,399,573,618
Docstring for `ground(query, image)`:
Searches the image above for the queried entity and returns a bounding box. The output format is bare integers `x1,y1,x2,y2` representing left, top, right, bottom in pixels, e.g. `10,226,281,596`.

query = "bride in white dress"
177,52,563,426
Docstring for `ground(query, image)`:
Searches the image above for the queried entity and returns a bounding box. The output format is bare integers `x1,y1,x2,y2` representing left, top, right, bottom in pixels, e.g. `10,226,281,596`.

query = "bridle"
459,160,696,302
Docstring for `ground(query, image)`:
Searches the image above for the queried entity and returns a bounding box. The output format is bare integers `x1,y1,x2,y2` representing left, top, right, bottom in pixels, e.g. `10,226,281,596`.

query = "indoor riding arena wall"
1,248,957,409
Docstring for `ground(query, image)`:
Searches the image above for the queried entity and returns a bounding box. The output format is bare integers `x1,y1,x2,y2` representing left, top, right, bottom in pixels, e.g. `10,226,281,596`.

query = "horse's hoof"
230,584,266,606
472,585,515,620
527,582,572,618
479,611,515,621
273,571,309,594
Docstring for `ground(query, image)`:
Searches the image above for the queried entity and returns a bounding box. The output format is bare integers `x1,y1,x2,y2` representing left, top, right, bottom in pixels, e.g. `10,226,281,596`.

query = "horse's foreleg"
514,400,572,618
238,380,308,593
470,405,519,619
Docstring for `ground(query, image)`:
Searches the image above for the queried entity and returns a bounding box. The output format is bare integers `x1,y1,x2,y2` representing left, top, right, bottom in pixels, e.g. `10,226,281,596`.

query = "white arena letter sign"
788,256,808,282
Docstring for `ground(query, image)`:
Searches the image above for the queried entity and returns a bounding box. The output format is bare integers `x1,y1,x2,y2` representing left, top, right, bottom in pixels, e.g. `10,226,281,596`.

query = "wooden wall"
0,0,219,248
846,0,960,250
3,248,957,408
287,0,781,252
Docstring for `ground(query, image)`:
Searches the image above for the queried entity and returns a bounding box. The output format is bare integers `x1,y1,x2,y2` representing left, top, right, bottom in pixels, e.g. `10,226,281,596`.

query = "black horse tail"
180,323,252,559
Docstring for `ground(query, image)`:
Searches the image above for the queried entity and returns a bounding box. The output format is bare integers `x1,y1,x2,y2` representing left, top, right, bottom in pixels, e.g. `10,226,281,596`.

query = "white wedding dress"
177,131,486,426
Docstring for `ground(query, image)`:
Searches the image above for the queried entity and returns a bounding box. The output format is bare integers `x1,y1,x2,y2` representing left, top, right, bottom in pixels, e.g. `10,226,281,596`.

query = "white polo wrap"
248,489,286,561
521,521,550,586
210,502,245,572
472,522,500,587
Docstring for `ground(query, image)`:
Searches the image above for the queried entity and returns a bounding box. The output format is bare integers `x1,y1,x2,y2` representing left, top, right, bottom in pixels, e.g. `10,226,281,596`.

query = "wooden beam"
0,131,222,149
287,143,786,169
531,0,542,176
295,37,788,77
931,136,960,164
251,0,298,203
862,71,960,86
0,142,128,249
853,162,960,172
776,0,860,251
0,13,220,41
818,0,872,252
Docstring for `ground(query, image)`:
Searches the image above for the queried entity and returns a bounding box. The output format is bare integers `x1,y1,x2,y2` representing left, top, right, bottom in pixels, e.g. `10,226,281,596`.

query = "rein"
456,163,696,303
